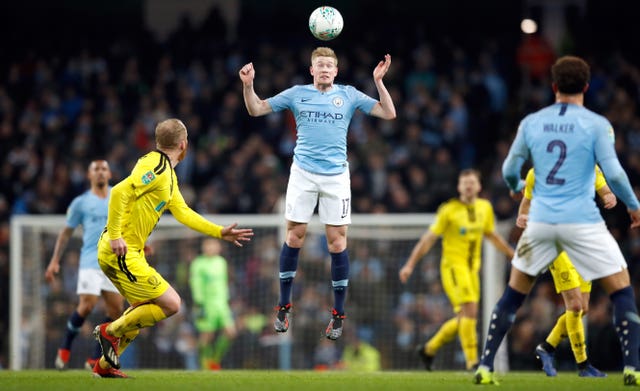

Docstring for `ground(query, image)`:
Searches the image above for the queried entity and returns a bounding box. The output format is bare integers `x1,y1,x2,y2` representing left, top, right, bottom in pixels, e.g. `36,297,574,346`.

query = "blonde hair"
311,47,338,66
155,119,187,150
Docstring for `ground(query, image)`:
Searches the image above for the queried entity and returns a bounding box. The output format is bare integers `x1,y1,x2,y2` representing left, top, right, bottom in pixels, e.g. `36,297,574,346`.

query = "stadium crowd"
1,2,640,371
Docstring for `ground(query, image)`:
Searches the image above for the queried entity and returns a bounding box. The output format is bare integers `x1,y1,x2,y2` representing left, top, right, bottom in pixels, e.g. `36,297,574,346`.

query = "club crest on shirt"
141,171,156,185
147,275,161,288
332,97,344,107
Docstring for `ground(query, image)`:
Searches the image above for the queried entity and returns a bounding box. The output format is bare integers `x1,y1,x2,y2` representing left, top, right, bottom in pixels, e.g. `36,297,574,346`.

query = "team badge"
332,97,344,107
147,275,161,288
141,171,156,185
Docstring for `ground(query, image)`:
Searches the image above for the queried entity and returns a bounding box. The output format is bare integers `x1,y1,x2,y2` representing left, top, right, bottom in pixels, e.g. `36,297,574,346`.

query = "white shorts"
77,268,120,296
285,163,351,225
512,221,627,281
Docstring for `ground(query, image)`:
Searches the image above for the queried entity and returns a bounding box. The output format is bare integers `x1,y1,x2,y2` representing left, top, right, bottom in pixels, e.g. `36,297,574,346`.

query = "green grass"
0,370,630,391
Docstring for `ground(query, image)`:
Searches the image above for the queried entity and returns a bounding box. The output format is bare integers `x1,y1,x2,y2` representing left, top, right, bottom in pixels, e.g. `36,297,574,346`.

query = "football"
308,6,343,41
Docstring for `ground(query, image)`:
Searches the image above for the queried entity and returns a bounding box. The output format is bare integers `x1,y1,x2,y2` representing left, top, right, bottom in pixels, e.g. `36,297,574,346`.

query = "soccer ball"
308,6,343,41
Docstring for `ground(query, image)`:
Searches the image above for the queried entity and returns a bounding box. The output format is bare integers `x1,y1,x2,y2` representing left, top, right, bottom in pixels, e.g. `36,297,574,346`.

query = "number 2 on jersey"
546,140,566,185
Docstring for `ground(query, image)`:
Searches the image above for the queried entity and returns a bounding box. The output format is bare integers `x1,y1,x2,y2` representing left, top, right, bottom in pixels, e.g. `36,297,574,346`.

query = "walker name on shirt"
543,123,574,133
301,110,344,123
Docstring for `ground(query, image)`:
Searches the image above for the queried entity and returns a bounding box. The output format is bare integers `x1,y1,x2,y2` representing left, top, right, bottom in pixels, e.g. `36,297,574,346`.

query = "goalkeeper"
190,238,237,370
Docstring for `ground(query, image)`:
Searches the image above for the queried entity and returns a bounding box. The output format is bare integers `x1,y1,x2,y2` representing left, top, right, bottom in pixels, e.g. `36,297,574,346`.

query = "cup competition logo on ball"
309,6,343,41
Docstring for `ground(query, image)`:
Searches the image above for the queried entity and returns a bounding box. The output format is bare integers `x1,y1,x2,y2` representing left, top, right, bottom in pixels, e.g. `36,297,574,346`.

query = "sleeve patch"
607,126,615,144
141,171,156,185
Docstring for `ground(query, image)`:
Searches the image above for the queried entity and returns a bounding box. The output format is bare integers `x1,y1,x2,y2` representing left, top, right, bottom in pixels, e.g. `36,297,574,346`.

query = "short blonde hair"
155,119,187,150
311,47,338,66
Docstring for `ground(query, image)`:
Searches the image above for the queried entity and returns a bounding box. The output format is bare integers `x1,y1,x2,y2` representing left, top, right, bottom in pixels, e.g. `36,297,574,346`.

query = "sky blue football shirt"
268,84,377,175
502,102,638,223
66,188,111,269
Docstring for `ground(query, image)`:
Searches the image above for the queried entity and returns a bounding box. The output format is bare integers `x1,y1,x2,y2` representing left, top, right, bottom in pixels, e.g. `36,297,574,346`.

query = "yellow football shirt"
429,198,496,272
523,167,606,200
99,150,223,252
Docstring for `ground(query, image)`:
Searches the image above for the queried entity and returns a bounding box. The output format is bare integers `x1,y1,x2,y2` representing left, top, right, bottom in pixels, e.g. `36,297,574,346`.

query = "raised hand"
373,54,391,81
239,62,255,85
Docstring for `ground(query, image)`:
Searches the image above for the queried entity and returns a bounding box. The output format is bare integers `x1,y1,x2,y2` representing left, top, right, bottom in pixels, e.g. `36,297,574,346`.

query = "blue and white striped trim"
331,279,349,287
67,320,81,333
279,271,297,279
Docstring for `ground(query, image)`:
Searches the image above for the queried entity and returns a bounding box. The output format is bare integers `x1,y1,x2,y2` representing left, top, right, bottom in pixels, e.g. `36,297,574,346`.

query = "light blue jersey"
66,188,111,269
503,102,639,223
268,84,377,175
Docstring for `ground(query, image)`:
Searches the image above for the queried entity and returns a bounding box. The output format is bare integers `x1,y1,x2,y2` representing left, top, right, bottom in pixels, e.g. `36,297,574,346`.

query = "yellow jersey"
429,198,496,272
99,150,223,252
523,166,606,200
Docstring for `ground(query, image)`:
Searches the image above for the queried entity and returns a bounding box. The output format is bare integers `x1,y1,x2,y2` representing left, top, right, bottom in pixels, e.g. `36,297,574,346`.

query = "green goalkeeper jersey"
189,255,229,306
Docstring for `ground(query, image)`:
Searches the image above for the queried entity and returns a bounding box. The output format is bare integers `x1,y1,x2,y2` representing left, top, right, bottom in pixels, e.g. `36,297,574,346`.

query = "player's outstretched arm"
220,223,254,247
370,54,396,120
372,54,391,82
45,226,74,283
485,231,515,260
239,62,273,117
399,230,438,283
169,188,254,246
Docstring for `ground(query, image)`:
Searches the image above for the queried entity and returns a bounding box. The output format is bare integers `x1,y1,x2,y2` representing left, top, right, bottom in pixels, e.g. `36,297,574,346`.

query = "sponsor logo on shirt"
300,111,344,123
155,200,166,211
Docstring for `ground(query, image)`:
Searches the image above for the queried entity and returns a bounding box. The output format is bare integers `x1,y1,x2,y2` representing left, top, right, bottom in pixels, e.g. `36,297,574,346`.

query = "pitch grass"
0,370,629,391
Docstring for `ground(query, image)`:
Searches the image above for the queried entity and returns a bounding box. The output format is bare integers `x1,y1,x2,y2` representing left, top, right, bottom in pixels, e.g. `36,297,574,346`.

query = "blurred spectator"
341,327,381,372
516,33,556,82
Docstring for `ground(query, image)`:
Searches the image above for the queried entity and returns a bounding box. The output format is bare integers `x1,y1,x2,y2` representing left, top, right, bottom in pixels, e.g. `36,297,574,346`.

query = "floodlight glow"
520,19,538,34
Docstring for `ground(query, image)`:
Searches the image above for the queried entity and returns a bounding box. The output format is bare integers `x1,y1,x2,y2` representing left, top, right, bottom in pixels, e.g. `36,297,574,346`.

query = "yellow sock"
566,310,587,364
95,329,139,370
98,357,110,369
118,329,140,355
459,316,478,369
107,303,167,337
426,317,459,356
546,313,567,348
